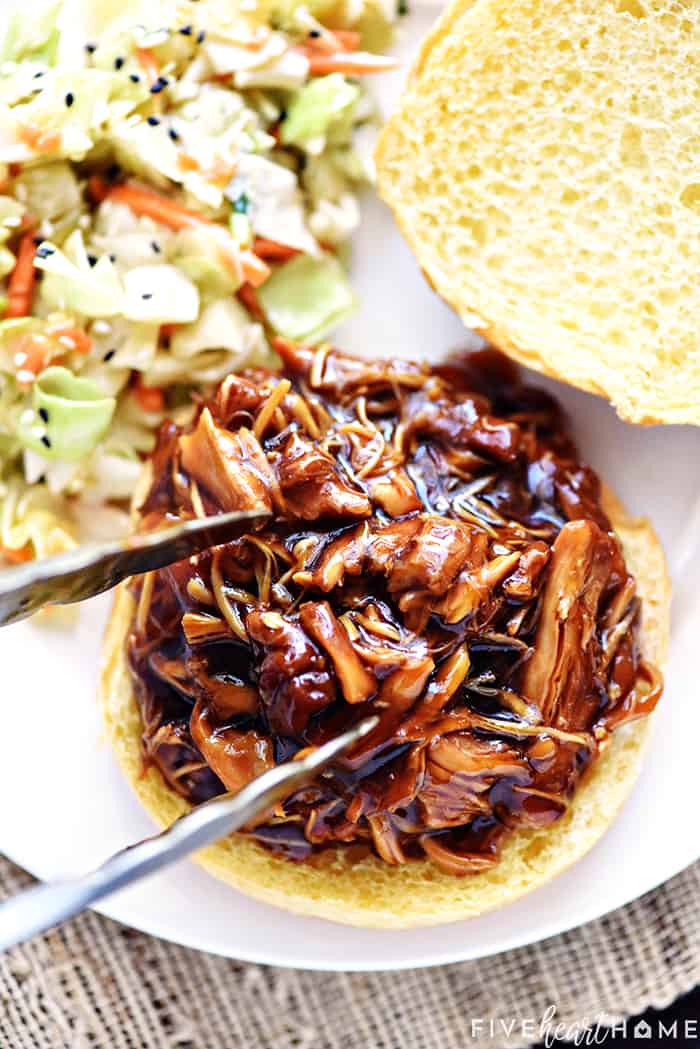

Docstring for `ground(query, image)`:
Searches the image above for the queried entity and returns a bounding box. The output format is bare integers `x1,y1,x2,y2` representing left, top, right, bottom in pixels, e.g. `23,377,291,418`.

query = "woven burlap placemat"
1,856,698,1049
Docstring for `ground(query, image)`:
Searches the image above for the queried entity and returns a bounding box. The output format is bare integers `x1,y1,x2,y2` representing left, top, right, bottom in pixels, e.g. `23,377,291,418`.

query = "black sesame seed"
309,29,321,37
147,115,160,126
33,71,45,79
65,92,74,107
196,29,206,43
106,163,121,181
41,435,51,448
278,108,287,121
168,127,179,142
36,245,55,259
109,253,117,262
130,73,141,83
150,79,165,94
38,407,49,423
32,235,43,246
397,0,408,13
114,56,124,69
103,349,116,362
87,253,98,267
151,240,161,253
85,42,97,54
232,192,249,215
179,24,193,35
142,293,153,300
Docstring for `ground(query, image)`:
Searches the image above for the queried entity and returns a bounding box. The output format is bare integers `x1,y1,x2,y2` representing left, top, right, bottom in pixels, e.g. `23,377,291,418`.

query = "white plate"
2,7,700,971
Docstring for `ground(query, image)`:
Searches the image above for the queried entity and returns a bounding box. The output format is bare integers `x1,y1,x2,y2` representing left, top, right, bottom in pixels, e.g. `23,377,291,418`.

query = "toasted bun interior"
376,0,700,425
99,487,669,928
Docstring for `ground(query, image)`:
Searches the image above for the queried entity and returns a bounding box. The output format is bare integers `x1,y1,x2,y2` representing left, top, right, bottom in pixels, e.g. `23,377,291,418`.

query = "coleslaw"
0,0,398,564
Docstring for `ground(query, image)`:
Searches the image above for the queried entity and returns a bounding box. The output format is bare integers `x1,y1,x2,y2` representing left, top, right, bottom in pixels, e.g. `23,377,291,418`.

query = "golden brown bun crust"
375,0,700,425
99,489,669,928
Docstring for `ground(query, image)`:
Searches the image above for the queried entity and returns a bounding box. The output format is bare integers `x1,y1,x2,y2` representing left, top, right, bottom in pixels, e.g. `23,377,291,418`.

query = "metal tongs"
0,509,376,948
0,508,271,627
0,716,378,950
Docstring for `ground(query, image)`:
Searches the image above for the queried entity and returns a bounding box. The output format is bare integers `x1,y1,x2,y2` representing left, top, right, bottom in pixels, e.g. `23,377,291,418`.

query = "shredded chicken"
127,345,662,877
179,408,279,513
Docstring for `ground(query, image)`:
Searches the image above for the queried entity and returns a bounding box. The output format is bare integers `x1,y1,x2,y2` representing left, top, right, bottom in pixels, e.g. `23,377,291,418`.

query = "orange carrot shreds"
18,124,62,154
239,24,272,49
88,178,201,230
87,175,110,204
136,47,161,86
177,153,201,173
305,51,399,75
13,334,51,386
1,542,32,564
237,283,265,322
252,238,300,262
133,376,165,413
270,335,296,355
5,231,37,318
159,323,179,341
240,249,271,288
332,29,362,51
8,163,22,177
89,178,271,285
305,28,361,54
49,326,92,354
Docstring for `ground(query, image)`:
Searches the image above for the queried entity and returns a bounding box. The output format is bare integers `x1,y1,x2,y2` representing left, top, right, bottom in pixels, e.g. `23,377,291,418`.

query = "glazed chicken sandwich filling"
123,342,663,879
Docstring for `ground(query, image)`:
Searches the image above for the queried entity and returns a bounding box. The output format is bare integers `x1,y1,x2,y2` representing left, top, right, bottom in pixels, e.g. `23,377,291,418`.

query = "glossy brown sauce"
127,342,663,876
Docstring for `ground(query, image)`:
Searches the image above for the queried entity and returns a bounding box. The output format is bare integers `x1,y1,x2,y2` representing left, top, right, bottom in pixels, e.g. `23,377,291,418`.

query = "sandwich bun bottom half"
100,488,669,928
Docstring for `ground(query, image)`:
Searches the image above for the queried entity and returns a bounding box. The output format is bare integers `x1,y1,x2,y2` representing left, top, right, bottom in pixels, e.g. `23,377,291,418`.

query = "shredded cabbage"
17,365,116,460
281,74,359,150
0,0,396,565
36,231,125,316
257,253,356,342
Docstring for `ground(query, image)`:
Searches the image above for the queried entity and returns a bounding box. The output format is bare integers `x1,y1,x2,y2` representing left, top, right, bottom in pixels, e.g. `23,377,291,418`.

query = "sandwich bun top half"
376,0,700,425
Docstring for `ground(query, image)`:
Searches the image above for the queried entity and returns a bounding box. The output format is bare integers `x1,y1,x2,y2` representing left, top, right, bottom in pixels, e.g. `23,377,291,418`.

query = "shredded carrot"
136,47,160,85
13,335,51,385
331,30,362,51
8,163,22,177
177,153,200,173
159,323,179,340
237,283,265,322
133,376,165,413
239,250,271,288
0,178,10,193
136,48,163,113
240,24,272,50
5,232,37,318
252,237,300,262
86,175,109,204
88,178,200,230
306,29,361,54
305,51,399,75
49,326,92,355
89,178,271,285
1,542,32,564
18,124,62,154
